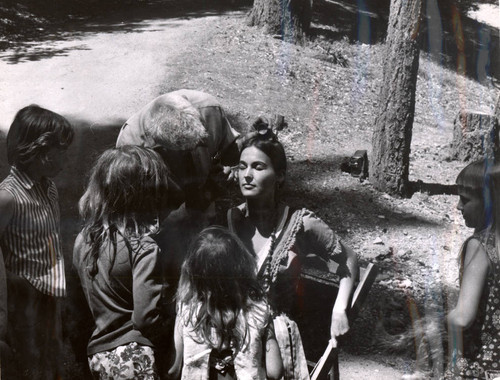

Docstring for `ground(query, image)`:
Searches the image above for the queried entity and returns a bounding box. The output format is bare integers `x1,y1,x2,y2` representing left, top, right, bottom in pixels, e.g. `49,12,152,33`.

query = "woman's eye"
255,164,266,170
238,164,247,170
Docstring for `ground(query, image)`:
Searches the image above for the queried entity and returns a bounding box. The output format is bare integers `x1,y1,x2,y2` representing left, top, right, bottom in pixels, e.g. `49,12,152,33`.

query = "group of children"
0,104,499,380
0,105,283,379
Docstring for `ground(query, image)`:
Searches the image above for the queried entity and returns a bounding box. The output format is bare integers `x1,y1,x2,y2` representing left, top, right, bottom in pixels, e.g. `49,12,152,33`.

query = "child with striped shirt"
0,105,74,379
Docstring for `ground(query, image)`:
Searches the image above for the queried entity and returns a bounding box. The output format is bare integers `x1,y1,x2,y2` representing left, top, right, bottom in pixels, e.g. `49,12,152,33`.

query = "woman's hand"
330,310,349,339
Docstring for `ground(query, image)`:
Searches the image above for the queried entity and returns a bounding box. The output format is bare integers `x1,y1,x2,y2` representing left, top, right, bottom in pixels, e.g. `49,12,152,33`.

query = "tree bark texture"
247,0,312,43
451,110,499,163
370,0,423,196
495,92,500,126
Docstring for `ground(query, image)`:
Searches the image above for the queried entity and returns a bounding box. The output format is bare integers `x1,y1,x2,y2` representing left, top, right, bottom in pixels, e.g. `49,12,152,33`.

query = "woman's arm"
300,210,359,340
264,320,283,380
447,238,489,361
330,242,358,340
167,314,183,379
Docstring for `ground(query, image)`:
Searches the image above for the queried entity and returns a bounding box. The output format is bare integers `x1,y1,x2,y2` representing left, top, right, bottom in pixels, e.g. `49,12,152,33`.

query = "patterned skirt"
88,342,159,380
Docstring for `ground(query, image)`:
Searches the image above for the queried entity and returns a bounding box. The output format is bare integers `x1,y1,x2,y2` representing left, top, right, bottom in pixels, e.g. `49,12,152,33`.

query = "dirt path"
0,11,234,132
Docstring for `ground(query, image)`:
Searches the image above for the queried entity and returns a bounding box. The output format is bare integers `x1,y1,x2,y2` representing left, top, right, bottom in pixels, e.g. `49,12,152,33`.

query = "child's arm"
0,190,14,345
447,238,489,361
330,242,358,341
167,314,183,379
448,238,489,328
131,239,165,342
264,320,283,380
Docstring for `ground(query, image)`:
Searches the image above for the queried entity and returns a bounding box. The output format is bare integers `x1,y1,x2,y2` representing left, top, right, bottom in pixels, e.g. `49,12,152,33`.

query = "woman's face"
238,146,281,201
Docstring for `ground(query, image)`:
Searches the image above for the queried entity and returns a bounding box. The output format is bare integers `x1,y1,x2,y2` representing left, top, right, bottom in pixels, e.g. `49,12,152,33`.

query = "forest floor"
0,0,499,378
196,12,498,378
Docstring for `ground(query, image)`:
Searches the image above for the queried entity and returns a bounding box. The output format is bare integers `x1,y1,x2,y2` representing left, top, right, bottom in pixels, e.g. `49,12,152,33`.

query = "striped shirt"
0,167,66,297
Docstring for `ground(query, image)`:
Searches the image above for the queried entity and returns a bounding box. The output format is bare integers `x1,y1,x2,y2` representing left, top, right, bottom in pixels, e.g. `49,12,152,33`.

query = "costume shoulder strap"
269,208,306,282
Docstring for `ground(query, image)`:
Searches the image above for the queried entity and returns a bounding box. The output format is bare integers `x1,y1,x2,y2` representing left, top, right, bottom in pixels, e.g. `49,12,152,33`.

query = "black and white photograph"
0,0,499,378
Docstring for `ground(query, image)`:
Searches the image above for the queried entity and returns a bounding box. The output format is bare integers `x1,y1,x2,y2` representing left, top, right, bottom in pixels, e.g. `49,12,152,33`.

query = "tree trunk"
451,110,499,163
495,92,500,125
247,0,312,43
370,0,423,196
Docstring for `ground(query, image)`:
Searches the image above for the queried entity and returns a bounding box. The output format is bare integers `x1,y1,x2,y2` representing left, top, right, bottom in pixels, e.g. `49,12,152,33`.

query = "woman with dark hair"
227,126,358,379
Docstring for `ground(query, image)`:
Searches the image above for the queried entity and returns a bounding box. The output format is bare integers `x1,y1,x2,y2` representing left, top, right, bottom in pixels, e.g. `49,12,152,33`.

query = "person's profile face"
457,187,486,230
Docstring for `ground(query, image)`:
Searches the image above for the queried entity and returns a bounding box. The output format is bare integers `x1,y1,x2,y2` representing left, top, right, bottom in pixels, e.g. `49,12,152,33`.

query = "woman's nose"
244,167,252,180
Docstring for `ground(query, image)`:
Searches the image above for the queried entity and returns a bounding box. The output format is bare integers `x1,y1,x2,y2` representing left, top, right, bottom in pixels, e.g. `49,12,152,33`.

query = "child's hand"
330,310,349,339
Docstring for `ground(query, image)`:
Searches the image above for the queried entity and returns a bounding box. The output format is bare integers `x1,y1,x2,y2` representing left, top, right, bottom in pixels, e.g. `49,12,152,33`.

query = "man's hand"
223,165,239,183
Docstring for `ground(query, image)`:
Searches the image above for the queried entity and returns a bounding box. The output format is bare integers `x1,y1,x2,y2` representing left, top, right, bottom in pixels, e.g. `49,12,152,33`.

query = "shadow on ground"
0,0,251,64
2,0,497,84
285,158,442,231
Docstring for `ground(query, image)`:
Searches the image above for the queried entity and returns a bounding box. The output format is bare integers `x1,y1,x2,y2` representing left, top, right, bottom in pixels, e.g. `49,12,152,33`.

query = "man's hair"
7,105,74,169
143,95,208,151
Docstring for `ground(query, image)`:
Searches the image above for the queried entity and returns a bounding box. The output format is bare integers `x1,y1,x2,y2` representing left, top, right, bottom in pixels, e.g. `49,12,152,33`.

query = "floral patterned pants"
88,342,159,380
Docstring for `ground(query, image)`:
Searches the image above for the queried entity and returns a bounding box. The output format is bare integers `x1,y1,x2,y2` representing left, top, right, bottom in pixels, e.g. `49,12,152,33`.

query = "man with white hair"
116,89,241,211
117,91,246,349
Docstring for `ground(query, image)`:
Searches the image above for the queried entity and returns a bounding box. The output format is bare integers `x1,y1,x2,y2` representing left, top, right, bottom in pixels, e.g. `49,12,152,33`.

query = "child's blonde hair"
79,145,170,277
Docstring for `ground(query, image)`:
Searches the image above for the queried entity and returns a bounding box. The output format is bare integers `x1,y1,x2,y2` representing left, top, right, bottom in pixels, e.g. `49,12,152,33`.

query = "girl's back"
73,232,163,356
179,298,271,380
170,226,283,380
